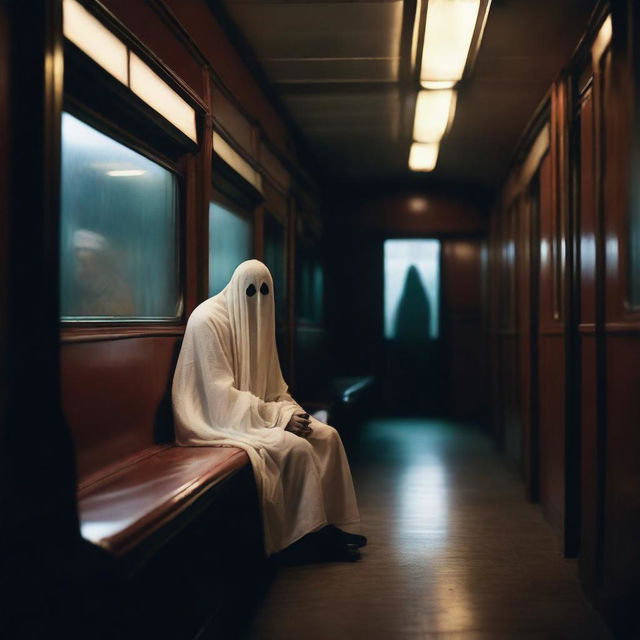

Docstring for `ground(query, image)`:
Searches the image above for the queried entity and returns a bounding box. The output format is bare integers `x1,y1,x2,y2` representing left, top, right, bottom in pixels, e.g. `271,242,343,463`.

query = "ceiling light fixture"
420,80,456,90
409,142,439,172
409,0,490,172
420,0,481,86
413,89,457,143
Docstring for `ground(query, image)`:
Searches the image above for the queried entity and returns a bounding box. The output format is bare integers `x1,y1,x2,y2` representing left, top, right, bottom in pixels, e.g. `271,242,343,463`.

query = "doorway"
383,239,442,415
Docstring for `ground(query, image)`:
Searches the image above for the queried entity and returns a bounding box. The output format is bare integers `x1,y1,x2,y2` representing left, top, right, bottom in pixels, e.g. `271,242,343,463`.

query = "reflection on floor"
243,418,612,640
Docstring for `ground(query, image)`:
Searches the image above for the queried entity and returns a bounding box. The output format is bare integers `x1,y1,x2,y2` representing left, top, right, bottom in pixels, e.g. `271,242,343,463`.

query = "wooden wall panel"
489,4,640,634
577,85,602,593
61,337,181,483
442,240,486,423
99,0,206,100
537,149,568,538
537,334,566,534
602,337,640,615
212,84,254,157
163,0,291,157
599,5,640,630
516,185,540,498
350,193,486,236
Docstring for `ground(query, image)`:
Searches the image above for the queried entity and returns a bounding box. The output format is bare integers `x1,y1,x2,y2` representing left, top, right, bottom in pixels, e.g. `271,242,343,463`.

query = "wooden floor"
242,418,612,640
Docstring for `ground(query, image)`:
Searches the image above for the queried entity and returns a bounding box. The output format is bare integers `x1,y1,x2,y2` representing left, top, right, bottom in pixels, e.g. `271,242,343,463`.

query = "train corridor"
240,419,611,640
4,0,640,637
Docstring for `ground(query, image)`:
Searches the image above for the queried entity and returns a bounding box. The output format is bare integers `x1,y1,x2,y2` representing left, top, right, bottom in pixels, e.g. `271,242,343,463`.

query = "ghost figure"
172,260,362,556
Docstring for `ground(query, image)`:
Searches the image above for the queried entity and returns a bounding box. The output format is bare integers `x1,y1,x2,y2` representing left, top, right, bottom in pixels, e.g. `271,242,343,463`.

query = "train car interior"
2,0,640,638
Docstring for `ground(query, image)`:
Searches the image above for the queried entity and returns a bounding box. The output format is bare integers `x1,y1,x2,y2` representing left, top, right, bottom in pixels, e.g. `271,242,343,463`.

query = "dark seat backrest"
61,336,182,483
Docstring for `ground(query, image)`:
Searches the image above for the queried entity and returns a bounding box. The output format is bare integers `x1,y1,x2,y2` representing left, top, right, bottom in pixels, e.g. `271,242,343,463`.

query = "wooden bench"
61,336,254,572
304,375,377,447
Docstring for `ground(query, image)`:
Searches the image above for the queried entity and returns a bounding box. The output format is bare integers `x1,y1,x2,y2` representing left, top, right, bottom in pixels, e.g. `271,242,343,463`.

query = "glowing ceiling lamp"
420,0,481,88
413,89,457,143
409,142,439,172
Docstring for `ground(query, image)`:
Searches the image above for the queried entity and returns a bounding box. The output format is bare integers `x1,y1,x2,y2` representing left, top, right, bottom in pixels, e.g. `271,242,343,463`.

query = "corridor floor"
242,419,612,640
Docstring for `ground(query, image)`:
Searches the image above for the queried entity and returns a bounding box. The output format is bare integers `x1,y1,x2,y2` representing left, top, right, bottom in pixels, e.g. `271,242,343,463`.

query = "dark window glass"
60,113,180,321
296,244,323,324
209,202,253,296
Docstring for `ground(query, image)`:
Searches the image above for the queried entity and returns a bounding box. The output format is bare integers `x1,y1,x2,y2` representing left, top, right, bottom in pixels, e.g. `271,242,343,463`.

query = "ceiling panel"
262,57,399,84
219,0,599,189
282,89,401,135
224,2,403,62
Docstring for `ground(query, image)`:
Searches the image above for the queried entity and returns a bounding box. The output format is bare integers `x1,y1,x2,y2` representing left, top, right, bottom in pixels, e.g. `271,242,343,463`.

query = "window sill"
60,324,185,343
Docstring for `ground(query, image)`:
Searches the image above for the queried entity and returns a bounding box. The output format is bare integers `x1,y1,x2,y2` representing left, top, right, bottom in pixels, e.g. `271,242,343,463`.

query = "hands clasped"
285,412,313,438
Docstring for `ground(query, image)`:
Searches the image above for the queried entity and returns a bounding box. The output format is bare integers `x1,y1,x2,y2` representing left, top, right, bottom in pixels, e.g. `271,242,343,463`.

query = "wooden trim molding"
61,326,185,343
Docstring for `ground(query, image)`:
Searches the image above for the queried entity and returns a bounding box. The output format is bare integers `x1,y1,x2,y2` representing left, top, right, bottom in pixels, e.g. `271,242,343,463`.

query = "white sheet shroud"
172,260,359,554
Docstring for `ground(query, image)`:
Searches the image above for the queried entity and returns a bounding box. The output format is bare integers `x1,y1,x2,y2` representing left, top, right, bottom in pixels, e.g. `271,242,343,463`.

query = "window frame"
58,1,209,341
59,103,185,329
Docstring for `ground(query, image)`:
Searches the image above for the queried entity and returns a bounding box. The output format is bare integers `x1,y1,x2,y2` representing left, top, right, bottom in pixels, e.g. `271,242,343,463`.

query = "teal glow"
208,203,253,296
384,239,440,340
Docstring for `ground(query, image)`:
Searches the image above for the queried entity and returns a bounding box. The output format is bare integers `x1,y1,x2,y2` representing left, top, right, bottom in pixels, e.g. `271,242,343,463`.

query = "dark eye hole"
246,284,256,297
260,282,269,295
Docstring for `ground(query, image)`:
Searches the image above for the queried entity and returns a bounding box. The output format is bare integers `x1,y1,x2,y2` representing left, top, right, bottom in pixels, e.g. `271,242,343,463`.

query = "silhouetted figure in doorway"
387,265,438,415
394,265,431,345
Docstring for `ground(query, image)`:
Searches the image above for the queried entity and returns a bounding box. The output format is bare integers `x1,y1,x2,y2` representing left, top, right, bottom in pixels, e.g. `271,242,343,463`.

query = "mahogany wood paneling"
537,333,566,534
260,140,291,193
350,193,487,236
488,214,503,445
579,90,598,325
163,0,291,157
99,0,206,100
577,85,603,594
61,337,181,483
500,203,521,465
488,3,640,633
537,149,568,539
212,84,254,157
599,4,640,631
442,240,486,422
516,181,541,499
264,180,288,225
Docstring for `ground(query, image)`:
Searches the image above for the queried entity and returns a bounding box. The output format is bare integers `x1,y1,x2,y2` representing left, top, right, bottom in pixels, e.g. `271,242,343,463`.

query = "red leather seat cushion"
78,445,249,556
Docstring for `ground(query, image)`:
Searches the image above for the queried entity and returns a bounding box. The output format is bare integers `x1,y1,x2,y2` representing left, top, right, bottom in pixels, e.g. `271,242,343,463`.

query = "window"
60,112,181,321
208,202,253,296
384,239,440,340
296,244,323,324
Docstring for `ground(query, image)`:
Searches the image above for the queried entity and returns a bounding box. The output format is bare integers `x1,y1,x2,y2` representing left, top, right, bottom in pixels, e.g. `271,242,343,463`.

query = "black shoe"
333,543,361,562
327,525,368,548
275,533,361,565
314,541,361,563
